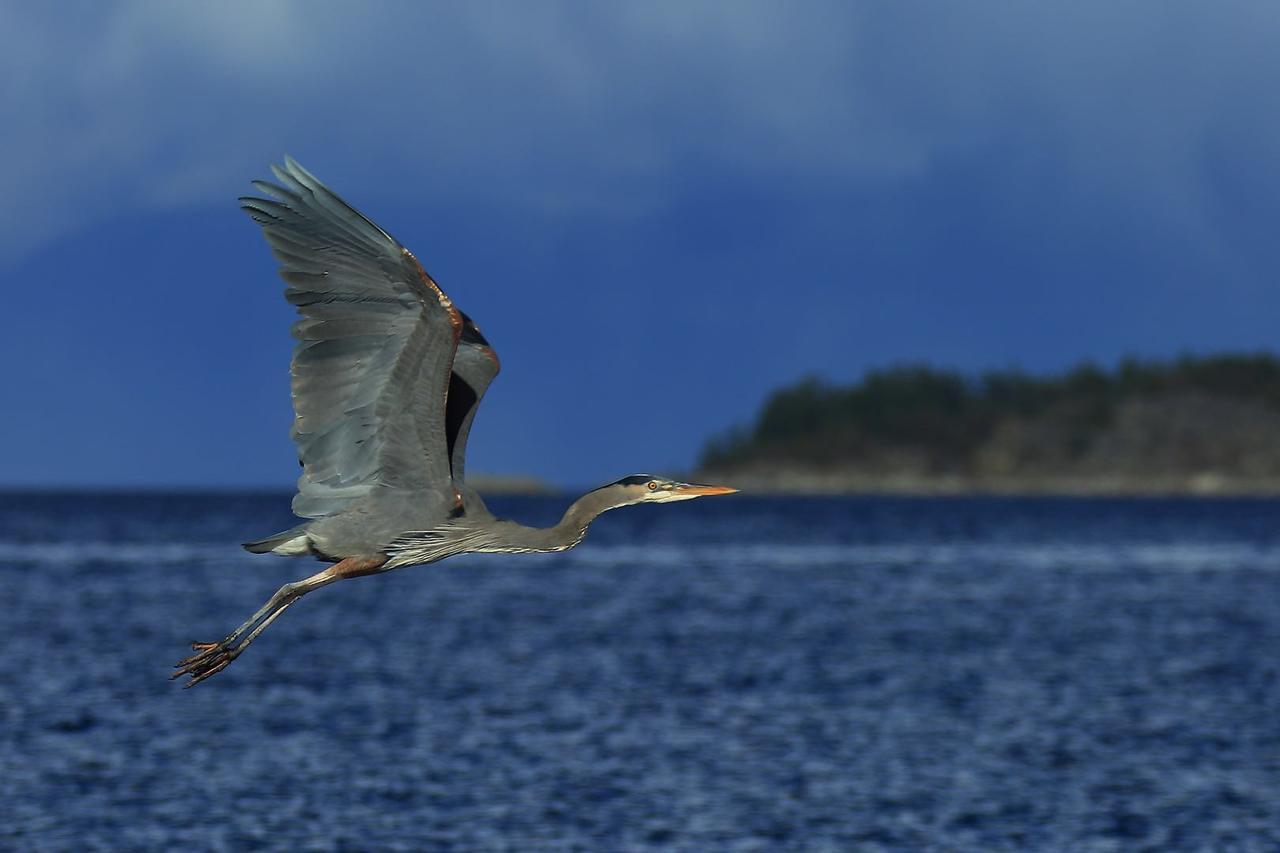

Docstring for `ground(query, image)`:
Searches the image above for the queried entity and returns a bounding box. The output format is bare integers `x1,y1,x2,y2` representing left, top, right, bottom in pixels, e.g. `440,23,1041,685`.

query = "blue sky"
3,2,1279,488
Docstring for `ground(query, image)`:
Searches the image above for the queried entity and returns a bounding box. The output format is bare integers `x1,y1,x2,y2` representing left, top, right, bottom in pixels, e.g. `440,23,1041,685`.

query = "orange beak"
671,482,739,496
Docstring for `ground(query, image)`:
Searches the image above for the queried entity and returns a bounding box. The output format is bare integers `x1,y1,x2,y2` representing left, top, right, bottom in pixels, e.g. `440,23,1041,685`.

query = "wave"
0,540,248,566
562,541,1280,573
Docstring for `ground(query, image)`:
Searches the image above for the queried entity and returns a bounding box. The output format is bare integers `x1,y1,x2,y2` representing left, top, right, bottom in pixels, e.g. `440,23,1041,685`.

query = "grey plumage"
173,158,736,687
240,157,465,555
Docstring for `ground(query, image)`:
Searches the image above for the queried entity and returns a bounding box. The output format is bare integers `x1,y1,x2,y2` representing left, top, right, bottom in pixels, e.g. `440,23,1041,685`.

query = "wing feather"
241,158,463,520
446,313,502,486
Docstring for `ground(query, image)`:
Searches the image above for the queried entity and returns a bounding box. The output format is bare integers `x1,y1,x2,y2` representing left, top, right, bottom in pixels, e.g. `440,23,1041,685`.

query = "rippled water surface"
2,492,1279,850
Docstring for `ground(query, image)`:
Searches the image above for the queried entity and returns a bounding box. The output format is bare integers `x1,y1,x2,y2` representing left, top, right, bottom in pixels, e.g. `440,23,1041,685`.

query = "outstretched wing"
241,157,463,519
445,312,501,485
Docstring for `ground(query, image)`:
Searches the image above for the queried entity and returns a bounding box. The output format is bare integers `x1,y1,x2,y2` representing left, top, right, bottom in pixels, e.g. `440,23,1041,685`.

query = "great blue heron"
174,158,737,687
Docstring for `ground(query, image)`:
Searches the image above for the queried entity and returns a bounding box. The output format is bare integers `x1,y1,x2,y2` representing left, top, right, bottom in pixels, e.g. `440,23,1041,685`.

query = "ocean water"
1,492,1278,851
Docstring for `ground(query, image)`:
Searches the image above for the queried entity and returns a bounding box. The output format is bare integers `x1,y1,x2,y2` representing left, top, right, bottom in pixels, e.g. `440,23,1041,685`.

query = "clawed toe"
173,640,239,687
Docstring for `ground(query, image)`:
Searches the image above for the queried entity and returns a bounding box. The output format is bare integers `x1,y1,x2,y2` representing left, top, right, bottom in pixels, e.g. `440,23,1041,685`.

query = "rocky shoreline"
695,466,1280,497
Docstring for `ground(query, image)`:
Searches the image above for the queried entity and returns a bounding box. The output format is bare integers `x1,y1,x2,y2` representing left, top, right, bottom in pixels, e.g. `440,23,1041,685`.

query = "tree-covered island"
698,354,1280,494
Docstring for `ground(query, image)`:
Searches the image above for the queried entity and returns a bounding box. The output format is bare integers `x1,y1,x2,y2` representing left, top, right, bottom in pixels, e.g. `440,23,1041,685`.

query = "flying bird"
174,158,737,686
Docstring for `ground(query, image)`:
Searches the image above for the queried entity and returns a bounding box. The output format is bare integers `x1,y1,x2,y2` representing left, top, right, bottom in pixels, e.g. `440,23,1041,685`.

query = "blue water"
2,493,1278,850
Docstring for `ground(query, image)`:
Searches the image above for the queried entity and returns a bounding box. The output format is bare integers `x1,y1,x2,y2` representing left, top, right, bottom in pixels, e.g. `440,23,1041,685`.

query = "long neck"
493,488,622,553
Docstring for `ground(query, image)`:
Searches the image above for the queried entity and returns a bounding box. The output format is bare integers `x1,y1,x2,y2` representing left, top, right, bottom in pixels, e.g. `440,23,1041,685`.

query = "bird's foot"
172,639,241,688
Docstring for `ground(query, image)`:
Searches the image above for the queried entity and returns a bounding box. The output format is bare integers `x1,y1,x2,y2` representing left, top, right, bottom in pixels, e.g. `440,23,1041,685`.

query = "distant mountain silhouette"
699,354,1280,494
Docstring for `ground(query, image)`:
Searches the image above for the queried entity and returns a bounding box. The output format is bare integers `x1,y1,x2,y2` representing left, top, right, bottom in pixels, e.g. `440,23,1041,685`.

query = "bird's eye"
647,481,658,491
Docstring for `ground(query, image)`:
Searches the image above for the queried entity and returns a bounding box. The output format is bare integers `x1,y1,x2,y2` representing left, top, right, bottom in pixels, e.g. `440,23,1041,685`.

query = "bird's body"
174,158,735,686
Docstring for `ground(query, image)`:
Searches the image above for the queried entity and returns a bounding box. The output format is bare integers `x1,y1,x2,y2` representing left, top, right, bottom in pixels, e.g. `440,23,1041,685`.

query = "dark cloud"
7,2,1277,257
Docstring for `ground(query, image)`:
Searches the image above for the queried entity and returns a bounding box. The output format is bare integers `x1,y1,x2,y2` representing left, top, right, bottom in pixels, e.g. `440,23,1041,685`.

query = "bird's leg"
191,581,307,657
173,555,387,687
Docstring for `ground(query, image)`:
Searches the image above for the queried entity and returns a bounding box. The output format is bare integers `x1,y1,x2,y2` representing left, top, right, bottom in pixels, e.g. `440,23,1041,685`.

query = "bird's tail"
243,523,311,555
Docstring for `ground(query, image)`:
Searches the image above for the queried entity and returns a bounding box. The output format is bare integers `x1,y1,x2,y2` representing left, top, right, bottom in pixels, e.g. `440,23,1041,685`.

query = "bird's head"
597,474,738,506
